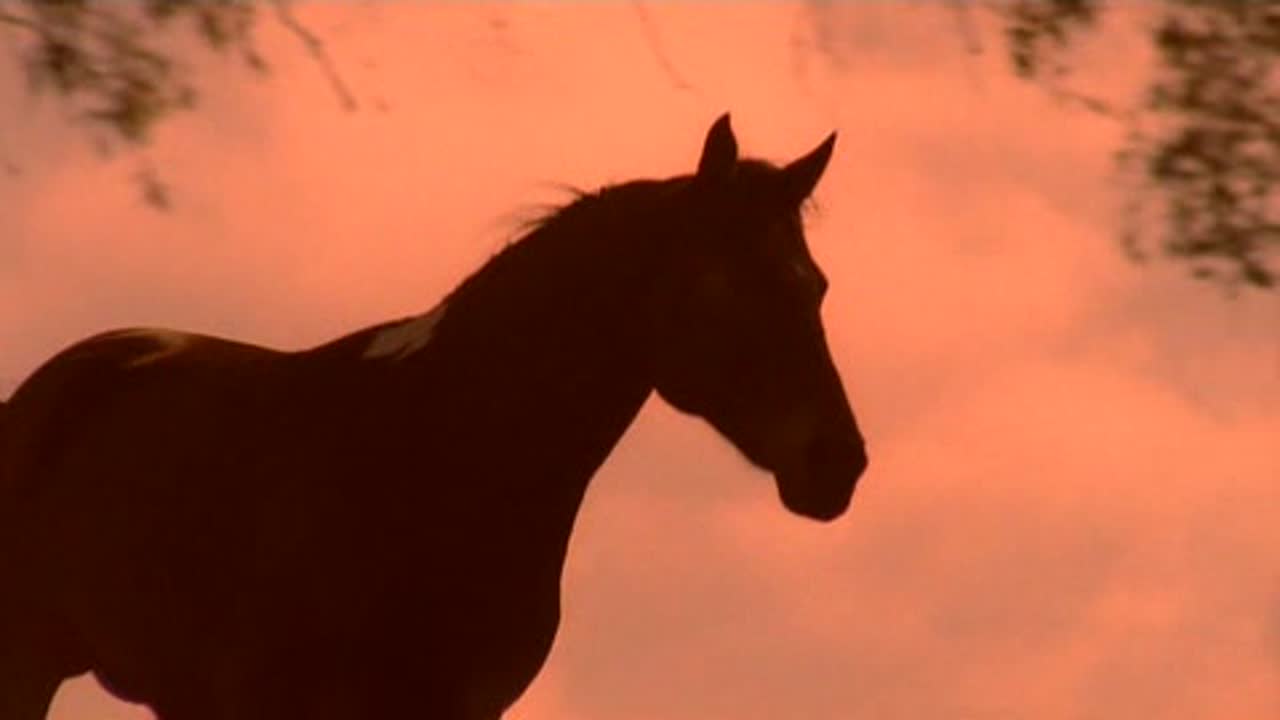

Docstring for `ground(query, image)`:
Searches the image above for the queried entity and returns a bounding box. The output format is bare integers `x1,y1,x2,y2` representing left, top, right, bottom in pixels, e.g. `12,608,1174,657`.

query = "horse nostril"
852,443,868,478
810,434,867,480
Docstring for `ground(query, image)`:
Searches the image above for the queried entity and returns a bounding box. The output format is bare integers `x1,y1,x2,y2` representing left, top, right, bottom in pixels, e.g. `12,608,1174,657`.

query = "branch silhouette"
3,0,1276,290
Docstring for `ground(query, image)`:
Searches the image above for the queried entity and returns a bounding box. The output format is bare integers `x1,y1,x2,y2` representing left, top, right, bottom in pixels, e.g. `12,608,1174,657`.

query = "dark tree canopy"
1,0,265,208
1002,0,1280,290
4,0,1277,290
2,0,261,143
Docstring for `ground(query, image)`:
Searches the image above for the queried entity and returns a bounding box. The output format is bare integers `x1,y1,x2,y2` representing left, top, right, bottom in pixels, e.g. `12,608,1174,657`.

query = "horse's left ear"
696,113,738,185
781,132,836,203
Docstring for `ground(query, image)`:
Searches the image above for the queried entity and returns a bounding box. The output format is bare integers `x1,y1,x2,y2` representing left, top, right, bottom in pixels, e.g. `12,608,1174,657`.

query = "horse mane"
319,158,819,360
311,181,676,359
441,177,686,313
447,154,822,314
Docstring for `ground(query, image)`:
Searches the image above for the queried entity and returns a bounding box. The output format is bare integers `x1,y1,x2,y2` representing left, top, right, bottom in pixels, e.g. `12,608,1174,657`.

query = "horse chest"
287,489,568,660
403,505,568,706
455,578,563,712
309,533,565,715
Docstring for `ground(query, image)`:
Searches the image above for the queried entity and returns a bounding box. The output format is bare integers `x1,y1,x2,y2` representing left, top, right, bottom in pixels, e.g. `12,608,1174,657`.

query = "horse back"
2,328,291,497
0,328,387,702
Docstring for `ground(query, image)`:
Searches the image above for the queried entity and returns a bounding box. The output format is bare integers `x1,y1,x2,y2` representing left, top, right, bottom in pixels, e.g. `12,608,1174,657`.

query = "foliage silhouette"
4,0,1277,289
0,0,347,206
998,0,1280,290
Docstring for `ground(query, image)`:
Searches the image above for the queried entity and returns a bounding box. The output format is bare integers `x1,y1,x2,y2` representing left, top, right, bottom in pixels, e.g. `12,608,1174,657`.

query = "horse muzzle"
775,432,867,522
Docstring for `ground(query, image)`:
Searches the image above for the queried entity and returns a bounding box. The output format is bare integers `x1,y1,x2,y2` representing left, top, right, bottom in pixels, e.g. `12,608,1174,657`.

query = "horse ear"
696,113,738,184
781,132,836,203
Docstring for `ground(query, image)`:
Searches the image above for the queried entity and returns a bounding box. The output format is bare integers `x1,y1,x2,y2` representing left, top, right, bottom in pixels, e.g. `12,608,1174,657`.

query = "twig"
270,0,357,111
1043,79,1138,125
0,8,38,34
948,0,984,56
946,0,989,95
630,0,695,93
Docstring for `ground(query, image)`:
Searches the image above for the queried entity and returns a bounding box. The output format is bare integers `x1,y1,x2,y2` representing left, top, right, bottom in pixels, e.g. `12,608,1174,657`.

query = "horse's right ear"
696,113,737,184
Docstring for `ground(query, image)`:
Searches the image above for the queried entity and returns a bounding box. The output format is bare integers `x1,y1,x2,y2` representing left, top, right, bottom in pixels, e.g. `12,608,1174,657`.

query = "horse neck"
399,197,665,532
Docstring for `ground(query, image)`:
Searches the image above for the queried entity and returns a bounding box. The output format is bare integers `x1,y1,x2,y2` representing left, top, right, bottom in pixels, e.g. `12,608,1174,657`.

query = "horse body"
0,116,868,719
3,189,661,718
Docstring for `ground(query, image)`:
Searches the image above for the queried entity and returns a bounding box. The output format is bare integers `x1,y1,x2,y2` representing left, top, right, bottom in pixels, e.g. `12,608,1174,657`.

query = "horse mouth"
774,439,866,522
776,477,853,521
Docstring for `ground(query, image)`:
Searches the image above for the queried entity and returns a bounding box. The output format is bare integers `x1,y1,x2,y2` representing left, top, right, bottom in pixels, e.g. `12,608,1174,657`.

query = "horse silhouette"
0,114,868,719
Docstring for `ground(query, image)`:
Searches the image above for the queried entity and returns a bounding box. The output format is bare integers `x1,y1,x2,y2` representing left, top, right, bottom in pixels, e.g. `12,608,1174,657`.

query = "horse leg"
0,661,62,720
0,553,86,717
0,599,81,720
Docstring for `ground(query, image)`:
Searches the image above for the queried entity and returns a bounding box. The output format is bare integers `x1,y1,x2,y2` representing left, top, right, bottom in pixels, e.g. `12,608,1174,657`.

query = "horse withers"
0,114,867,719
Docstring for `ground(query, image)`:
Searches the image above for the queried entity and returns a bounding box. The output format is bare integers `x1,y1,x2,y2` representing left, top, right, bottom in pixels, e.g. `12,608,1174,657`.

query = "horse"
0,114,868,720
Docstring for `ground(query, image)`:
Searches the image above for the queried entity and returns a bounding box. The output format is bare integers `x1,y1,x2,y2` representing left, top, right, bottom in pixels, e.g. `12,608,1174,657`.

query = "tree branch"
270,0,357,111
630,0,695,93
948,0,985,56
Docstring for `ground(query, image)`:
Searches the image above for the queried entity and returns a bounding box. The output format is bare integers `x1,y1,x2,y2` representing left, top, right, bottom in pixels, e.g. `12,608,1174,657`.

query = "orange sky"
2,4,1278,719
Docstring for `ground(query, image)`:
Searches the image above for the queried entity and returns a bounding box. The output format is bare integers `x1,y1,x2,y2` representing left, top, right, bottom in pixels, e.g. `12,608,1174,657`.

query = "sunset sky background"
2,3,1277,719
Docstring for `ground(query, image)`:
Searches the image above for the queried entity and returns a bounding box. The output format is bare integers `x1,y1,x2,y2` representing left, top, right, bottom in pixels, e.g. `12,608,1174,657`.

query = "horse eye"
699,269,734,303
790,261,827,298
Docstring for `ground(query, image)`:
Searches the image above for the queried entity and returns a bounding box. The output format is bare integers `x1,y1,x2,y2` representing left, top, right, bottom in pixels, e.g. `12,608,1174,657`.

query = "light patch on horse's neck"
104,328,193,368
363,302,448,361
